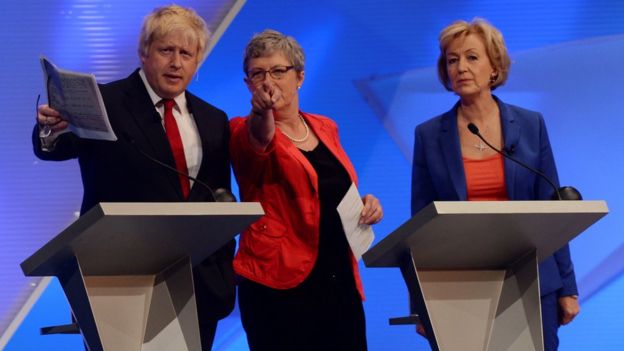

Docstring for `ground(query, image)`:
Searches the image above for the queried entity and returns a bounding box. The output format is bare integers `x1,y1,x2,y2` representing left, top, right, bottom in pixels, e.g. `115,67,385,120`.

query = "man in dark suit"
33,5,233,350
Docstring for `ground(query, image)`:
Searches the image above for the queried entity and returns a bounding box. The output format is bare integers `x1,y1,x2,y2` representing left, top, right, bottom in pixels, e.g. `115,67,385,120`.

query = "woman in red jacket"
230,29,383,351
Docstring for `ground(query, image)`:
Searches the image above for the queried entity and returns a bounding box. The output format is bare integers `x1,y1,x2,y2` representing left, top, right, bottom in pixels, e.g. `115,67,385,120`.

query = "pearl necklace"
280,114,309,143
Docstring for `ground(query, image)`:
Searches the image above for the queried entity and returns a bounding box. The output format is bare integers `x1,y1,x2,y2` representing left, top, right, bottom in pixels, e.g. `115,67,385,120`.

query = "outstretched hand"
250,81,281,115
248,82,281,147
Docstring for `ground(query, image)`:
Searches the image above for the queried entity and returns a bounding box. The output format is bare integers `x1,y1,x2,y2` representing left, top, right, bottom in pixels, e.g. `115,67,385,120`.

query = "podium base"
60,256,201,351
404,250,544,351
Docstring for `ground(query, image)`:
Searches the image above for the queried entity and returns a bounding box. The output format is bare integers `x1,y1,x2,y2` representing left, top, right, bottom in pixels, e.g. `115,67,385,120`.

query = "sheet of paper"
40,55,117,141
337,183,375,261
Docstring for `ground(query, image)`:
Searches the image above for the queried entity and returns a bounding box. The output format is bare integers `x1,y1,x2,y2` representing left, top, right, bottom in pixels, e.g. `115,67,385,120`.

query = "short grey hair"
243,29,305,74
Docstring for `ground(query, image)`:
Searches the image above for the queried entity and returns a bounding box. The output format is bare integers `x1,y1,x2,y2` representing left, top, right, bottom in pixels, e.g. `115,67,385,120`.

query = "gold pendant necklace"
474,140,487,152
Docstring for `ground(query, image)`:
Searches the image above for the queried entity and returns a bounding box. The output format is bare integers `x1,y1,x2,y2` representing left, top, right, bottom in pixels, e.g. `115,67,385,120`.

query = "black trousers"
238,274,367,351
199,317,218,350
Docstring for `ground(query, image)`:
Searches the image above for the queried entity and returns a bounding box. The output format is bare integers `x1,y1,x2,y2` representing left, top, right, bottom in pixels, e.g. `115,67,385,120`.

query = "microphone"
503,144,515,155
467,123,581,201
121,132,236,203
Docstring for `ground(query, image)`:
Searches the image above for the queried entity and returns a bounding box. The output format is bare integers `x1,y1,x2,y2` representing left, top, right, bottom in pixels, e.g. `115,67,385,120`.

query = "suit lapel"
186,92,213,198
280,113,356,195
309,114,358,184
123,70,183,198
279,123,319,194
440,105,467,200
496,96,520,200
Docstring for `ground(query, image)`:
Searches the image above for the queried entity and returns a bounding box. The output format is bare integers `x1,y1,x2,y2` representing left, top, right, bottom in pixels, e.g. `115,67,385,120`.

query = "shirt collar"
138,69,187,110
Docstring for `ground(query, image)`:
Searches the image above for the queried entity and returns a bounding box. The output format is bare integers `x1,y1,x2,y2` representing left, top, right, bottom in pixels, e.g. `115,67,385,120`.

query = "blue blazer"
411,96,578,297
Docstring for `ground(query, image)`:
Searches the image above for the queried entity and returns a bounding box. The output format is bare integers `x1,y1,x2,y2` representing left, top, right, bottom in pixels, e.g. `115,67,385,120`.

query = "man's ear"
139,50,148,66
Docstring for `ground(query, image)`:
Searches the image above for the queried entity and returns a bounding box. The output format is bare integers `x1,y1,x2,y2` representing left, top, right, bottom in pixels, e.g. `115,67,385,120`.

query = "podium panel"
418,270,506,350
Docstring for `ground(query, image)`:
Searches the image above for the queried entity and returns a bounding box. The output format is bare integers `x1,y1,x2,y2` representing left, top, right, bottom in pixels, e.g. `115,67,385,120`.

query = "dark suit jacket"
33,69,236,321
411,96,578,297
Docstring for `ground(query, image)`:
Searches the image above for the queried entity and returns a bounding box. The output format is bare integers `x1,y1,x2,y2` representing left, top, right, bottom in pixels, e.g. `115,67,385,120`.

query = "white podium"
363,200,608,351
21,202,263,351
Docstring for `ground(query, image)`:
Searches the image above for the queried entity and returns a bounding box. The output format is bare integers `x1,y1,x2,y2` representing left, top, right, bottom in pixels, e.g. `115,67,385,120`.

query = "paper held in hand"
337,183,375,261
40,55,117,141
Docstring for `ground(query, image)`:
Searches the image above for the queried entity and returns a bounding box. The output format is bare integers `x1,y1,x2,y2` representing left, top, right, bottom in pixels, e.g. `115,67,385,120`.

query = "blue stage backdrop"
2,1,623,350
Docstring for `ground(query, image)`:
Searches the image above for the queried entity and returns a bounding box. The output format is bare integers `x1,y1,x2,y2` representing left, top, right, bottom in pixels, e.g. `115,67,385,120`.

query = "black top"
236,141,366,351
300,141,355,285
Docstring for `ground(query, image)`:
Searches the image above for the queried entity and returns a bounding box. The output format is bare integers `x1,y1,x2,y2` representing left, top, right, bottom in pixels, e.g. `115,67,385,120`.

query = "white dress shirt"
139,69,202,182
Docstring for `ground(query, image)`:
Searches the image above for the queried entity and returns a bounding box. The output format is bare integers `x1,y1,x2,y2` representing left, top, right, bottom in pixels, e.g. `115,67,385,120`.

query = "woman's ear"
489,71,498,84
297,70,305,89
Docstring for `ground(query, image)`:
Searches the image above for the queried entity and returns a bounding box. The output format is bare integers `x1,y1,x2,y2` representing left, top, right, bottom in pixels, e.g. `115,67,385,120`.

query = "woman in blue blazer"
411,18,579,350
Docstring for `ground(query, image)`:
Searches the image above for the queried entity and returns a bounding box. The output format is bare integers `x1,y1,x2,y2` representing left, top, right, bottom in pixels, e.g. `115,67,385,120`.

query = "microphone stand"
467,123,582,201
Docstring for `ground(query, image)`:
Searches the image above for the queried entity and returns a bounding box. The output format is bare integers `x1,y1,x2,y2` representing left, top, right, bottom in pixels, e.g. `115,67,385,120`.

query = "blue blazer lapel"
440,105,467,200
496,96,520,200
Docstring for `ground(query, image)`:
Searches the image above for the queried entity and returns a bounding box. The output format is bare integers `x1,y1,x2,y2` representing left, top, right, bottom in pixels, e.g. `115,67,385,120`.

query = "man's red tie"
162,99,190,199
